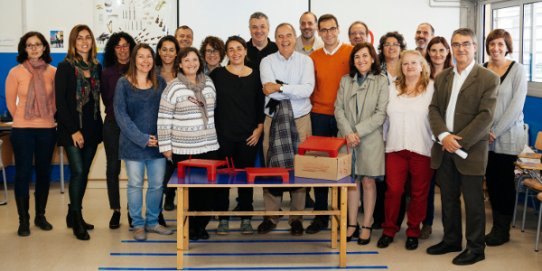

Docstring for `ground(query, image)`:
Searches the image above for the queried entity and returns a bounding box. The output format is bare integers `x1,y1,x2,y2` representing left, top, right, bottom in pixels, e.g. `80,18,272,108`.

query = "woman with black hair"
101,31,136,229
6,31,56,237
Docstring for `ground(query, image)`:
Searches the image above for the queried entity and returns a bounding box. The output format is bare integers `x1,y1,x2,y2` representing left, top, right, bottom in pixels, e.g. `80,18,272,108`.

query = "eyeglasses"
319,27,338,34
115,44,130,50
383,42,401,48
205,49,219,55
451,41,474,49
26,43,43,49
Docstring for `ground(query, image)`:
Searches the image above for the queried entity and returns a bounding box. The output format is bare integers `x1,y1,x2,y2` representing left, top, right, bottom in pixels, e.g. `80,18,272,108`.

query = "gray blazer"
428,64,499,175
335,73,389,176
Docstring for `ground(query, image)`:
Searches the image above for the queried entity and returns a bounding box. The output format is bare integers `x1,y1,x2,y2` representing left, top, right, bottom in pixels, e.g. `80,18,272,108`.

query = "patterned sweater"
157,75,219,155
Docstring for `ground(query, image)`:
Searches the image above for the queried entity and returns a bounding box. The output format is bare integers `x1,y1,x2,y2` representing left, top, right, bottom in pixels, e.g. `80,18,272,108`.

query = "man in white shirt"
295,11,323,55
427,28,499,265
257,23,315,236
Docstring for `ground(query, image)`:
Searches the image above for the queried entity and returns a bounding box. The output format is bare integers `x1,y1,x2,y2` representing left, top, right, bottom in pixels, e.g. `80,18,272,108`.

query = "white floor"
0,181,541,271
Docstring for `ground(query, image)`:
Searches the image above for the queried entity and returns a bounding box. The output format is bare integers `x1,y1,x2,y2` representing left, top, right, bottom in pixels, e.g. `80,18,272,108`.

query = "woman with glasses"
200,36,226,75
377,50,434,250
334,42,388,245
101,31,136,230
158,47,219,240
209,36,264,236
55,24,103,240
483,29,527,246
377,32,407,83
6,31,56,237
114,43,172,241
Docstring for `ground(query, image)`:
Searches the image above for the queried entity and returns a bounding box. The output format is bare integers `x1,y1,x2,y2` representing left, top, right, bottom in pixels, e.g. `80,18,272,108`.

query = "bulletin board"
93,0,178,49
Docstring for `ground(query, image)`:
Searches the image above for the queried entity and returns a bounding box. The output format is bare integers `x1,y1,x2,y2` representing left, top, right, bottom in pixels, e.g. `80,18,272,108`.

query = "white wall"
0,0,461,180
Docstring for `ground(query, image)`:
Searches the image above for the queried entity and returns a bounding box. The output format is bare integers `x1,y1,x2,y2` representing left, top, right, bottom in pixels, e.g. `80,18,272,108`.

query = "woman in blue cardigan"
114,43,171,241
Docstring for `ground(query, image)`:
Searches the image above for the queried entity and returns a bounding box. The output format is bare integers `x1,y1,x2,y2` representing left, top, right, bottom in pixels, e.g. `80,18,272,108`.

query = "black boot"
70,209,90,240
34,192,53,231
164,188,175,211
16,197,30,237
486,212,512,246
66,204,94,230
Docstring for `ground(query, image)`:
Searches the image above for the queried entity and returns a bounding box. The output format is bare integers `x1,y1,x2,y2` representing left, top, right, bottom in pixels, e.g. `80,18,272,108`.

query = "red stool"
297,136,347,157
177,159,229,181
245,167,289,183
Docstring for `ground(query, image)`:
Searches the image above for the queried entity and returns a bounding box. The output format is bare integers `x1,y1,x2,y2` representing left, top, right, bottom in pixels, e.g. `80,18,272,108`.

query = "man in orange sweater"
306,14,352,234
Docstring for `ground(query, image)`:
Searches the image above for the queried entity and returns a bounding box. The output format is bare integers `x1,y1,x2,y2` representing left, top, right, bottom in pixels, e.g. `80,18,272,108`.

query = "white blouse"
385,81,434,157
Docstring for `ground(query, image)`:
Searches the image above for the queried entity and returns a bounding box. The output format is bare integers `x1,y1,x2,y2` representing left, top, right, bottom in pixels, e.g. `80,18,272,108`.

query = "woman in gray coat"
335,43,388,245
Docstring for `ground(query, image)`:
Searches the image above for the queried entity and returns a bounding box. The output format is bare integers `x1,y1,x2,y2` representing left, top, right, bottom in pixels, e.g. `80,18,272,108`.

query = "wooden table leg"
177,187,189,269
330,187,338,249
339,186,347,267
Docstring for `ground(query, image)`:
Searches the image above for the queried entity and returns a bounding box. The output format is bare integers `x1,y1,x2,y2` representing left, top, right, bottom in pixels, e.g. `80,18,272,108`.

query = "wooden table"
168,168,355,269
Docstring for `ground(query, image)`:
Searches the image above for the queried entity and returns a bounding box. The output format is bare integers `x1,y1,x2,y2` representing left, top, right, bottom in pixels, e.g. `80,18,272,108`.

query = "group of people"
5,10,528,266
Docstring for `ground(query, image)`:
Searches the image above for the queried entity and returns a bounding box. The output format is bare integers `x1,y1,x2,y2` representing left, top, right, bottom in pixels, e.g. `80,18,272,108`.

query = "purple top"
101,63,128,120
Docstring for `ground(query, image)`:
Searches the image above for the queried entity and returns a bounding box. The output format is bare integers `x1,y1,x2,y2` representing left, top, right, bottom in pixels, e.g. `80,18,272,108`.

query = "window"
484,0,542,96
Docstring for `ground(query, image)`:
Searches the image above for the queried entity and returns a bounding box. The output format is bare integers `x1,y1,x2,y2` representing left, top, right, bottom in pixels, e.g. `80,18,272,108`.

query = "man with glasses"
415,23,434,56
247,12,278,71
427,28,499,265
306,14,353,234
348,21,370,46
295,11,323,55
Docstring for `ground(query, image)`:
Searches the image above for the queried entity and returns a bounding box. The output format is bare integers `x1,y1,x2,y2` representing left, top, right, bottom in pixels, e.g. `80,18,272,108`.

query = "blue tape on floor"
98,265,388,270
110,251,378,257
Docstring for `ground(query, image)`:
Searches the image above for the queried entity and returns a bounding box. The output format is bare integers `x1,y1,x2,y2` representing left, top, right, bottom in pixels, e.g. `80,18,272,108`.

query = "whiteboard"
178,0,309,48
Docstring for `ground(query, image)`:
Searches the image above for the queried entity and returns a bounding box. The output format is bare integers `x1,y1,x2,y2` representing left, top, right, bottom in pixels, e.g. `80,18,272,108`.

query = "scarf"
23,59,54,120
73,60,100,122
177,72,209,126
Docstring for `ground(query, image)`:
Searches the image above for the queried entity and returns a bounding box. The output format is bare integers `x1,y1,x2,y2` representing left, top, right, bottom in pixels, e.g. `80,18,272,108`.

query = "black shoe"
199,229,210,240
306,219,328,234
164,189,175,211
158,212,167,227
290,220,304,236
66,204,94,230
452,249,485,265
34,192,53,230
109,210,121,229
405,237,419,250
357,226,372,245
16,197,30,237
127,211,133,229
426,241,462,255
377,234,393,248
346,224,360,242
189,228,199,240
70,210,90,241
257,219,276,234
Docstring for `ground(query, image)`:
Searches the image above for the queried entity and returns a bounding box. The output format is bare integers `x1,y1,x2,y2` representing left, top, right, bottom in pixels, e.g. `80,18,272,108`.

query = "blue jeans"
65,144,98,210
310,112,338,222
126,158,166,228
11,128,56,198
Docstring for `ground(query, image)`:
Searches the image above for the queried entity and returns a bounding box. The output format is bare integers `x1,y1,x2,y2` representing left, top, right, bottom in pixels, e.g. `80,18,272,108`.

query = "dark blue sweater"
114,76,166,160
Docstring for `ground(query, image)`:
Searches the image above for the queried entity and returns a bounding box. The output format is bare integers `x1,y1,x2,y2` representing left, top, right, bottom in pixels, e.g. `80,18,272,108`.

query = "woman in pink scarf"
5,31,57,237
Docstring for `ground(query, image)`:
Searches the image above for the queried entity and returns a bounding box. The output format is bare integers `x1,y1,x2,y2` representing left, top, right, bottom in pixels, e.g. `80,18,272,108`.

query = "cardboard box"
294,152,352,181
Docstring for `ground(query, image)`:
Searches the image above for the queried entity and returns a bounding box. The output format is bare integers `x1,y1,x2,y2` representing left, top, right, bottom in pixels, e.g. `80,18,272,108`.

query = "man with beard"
295,12,323,55
415,23,434,56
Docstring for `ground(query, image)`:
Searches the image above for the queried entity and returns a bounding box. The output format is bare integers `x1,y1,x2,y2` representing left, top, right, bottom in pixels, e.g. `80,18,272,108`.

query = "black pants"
65,144,98,210
437,152,485,254
174,151,219,231
485,151,517,216
102,117,121,210
216,138,257,219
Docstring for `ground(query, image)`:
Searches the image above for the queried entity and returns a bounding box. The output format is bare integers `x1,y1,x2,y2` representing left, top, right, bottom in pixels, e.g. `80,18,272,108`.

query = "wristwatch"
278,84,284,93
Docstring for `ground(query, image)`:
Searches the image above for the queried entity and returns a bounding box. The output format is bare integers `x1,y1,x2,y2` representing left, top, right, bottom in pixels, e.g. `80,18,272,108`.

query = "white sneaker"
146,224,173,235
